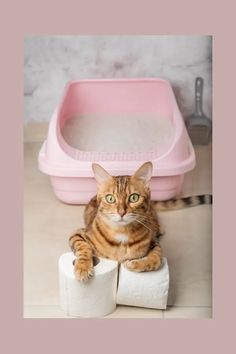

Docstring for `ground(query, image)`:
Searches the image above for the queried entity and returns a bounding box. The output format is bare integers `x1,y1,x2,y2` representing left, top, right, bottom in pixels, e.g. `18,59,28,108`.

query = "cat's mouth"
116,219,131,226
104,213,137,226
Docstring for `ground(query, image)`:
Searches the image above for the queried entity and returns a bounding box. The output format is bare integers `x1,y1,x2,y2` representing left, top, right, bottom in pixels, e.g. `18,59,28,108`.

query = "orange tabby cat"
69,162,212,281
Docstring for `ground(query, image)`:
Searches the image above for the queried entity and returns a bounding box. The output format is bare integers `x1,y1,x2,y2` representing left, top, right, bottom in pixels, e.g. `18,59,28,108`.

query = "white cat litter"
62,113,175,155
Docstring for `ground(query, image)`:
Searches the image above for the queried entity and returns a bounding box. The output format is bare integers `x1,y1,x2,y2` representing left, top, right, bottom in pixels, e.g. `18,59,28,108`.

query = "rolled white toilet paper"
59,252,118,317
116,257,169,310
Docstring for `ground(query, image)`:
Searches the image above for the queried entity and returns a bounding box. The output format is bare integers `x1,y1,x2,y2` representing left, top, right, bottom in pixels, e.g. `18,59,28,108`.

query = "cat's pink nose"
118,209,126,217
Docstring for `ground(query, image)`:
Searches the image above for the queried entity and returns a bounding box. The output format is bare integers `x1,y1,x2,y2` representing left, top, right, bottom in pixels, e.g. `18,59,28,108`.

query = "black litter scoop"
186,77,212,145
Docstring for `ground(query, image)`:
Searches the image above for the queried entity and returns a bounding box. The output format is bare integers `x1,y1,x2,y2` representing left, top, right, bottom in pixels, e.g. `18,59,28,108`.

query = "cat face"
92,162,153,226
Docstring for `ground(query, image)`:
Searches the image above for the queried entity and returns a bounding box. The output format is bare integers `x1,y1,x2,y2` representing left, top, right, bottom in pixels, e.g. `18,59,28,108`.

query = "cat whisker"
135,218,153,232
140,218,158,228
134,212,158,222
132,214,160,233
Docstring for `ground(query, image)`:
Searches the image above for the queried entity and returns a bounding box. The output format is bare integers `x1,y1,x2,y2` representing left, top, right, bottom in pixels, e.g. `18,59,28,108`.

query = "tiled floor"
24,130,212,319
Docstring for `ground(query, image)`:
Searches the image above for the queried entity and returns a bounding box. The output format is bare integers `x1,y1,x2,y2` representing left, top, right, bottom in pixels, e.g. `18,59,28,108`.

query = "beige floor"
24,126,212,319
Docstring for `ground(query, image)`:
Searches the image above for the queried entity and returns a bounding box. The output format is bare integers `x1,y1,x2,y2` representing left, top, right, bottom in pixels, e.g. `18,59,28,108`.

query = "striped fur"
153,194,212,211
69,162,212,281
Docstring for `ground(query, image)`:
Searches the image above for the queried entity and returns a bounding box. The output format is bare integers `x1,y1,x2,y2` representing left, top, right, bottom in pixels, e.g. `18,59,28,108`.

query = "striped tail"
152,194,212,211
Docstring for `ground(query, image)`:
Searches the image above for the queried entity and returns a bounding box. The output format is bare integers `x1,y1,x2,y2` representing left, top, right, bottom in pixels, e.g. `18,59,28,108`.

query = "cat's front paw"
123,259,145,272
73,259,94,281
124,256,162,272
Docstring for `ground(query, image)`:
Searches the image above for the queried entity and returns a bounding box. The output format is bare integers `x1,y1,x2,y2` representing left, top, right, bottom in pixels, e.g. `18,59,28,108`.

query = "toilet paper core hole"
93,256,100,266
72,256,100,267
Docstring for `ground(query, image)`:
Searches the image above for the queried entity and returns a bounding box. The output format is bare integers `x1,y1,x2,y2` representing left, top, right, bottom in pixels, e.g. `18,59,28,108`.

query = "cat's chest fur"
114,233,129,244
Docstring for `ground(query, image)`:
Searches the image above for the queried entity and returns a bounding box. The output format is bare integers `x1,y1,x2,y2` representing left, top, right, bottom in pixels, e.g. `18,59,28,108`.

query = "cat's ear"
92,163,113,185
132,161,153,186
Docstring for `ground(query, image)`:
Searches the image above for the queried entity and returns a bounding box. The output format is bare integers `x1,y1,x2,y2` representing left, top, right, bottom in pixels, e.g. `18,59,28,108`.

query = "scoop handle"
195,77,204,116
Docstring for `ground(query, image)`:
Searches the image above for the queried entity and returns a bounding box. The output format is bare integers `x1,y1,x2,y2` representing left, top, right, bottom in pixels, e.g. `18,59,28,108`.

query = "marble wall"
24,36,212,123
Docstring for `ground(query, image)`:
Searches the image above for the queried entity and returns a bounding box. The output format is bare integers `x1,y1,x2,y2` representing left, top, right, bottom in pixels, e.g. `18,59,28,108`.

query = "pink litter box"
38,78,195,204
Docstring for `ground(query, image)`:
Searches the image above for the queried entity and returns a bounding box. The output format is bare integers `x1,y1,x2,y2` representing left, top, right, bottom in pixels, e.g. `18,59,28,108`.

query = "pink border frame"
1,0,235,353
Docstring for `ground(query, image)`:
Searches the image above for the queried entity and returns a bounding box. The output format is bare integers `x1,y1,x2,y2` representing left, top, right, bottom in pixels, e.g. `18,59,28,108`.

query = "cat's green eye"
129,193,140,203
105,194,116,204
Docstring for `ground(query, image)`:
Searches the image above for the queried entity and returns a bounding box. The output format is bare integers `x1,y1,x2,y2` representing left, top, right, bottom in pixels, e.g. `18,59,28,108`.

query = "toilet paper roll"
117,257,169,310
59,252,118,317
